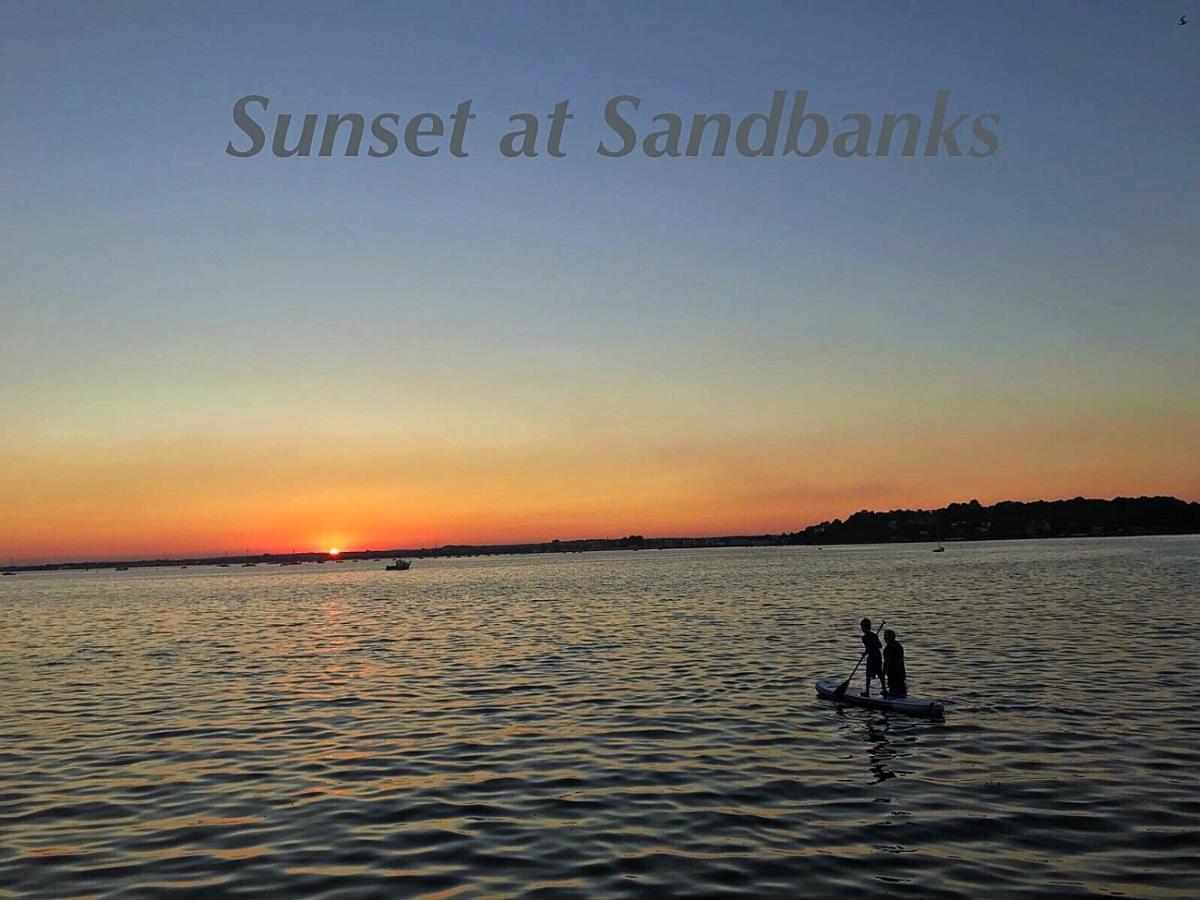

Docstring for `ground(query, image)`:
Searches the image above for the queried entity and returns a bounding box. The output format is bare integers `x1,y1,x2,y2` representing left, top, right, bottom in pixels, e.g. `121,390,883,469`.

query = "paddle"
831,618,884,701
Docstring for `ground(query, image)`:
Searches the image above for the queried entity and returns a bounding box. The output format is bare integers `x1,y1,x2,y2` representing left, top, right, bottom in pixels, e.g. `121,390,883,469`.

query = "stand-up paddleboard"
816,677,945,718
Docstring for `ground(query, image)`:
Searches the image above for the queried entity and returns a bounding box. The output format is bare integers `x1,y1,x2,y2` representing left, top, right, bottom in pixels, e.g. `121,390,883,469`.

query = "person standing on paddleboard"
882,629,907,698
860,618,885,697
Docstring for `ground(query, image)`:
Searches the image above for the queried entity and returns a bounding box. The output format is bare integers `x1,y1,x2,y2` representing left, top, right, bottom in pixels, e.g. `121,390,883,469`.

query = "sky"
1,1,1197,562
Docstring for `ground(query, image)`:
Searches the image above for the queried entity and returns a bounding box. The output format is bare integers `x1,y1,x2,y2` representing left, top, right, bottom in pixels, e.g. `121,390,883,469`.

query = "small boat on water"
385,559,412,571
932,544,945,552
1,571,15,576
815,677,945,718
115,567,129,572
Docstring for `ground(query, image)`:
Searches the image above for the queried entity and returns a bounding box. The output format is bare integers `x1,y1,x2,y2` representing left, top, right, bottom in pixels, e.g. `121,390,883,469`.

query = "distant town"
3,495,1197,573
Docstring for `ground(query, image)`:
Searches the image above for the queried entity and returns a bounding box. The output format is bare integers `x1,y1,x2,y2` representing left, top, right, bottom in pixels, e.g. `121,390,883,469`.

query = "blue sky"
1,1,1197,558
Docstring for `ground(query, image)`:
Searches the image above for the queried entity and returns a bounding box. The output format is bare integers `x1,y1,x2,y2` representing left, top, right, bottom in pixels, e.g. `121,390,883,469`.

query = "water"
1,538,1198,897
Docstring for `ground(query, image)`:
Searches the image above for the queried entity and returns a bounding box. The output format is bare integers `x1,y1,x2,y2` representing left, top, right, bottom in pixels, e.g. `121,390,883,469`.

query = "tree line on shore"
783,495,1200,546
4,496,1197,572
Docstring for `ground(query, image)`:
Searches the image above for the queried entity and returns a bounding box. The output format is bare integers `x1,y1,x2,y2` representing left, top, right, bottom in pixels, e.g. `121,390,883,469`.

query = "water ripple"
1,538,1198,897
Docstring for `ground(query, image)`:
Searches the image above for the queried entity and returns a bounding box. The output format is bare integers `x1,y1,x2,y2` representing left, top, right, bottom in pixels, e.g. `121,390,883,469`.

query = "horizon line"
4,492,1196,570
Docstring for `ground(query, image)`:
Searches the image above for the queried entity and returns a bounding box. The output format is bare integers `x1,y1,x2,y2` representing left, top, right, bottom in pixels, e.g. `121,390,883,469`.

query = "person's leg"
864,660,878,696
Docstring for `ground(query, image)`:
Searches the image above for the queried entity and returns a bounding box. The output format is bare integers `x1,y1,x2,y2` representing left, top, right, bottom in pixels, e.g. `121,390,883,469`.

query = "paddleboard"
815,677,945,718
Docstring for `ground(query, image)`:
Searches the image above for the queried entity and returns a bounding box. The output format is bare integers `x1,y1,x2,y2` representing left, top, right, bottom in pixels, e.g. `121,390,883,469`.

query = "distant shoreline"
4,495,1197,574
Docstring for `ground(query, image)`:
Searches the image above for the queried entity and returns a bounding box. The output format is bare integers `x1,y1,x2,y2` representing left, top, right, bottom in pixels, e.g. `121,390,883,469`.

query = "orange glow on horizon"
1,392,1197,564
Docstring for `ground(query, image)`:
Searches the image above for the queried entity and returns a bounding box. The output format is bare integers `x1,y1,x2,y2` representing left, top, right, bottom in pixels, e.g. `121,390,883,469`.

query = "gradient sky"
2,1,1197,561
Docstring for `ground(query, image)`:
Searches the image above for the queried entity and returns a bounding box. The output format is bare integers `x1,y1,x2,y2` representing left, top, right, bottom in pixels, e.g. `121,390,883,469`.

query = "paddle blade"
831,679,850,701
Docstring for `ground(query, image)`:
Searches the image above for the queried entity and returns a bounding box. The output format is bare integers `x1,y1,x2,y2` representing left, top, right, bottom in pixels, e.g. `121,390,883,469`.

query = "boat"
815,677,945,718
1,571,15,576
932,544,945,552
115,567,129,572
385,559,412,571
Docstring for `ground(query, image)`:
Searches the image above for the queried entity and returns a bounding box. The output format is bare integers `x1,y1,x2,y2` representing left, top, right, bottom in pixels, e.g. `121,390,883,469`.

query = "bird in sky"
1181,14,1189,25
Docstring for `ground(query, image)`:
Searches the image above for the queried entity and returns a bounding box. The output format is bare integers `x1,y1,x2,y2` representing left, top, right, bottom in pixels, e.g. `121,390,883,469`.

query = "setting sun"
328,548,340,556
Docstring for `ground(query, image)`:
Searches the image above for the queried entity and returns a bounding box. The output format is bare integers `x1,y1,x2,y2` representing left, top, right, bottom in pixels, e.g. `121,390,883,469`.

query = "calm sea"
2,538,1198,898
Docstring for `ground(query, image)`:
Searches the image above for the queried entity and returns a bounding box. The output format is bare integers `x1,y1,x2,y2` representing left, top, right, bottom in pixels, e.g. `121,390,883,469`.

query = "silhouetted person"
882,629,907,698
860,618,885,697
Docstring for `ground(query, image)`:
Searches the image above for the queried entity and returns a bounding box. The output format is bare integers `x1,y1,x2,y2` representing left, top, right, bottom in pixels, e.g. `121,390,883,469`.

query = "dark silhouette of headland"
2,495,1197,573
790,495,1200,545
